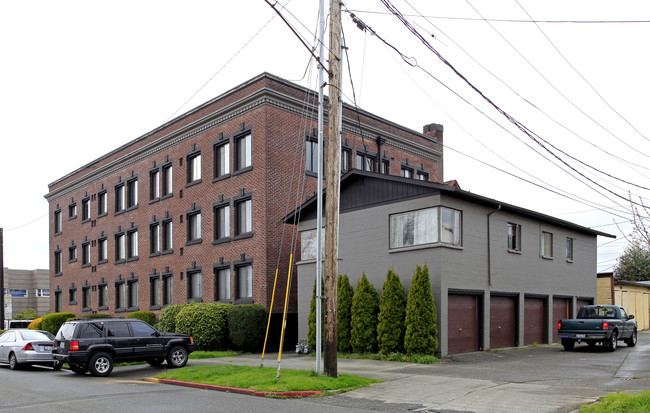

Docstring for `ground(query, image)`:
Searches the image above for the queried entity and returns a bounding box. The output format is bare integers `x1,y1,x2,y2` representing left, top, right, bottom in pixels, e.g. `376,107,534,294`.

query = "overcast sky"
1,0,648,273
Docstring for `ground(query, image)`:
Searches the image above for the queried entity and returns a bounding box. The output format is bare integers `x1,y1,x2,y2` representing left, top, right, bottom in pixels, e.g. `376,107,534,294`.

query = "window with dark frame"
68,243,77,263
401,167,413,178
150,169,160,201
115,232,126,262
162,271,173,306
507,223,522,252
235,198,252,236
380,158,390,175
127,279,139,309
54,290,62,312
355,152,377,172
127,229,138,260
341,148,351,172
68,201,77,219
187,270,202,301
69,285,77,305
98,283,108,309
235,133,252,171
541,231,553,258
54,209,62,234
214,202,230,241
214,266,230,302
162,163,173,196
82,198,91,221
187,150,202,184
214,141,230,179
82,285,91,310
115,183,125,213
115,281,126,310
98,190,108,216
186,208,202,244
127,178,138,209
150,222,160,255
81,241,91,267
236,264,252,300
54,248,62,275
150,274,161,308
97,237,108,264
162,218,173,252
417,171,429,181
305,136,318,173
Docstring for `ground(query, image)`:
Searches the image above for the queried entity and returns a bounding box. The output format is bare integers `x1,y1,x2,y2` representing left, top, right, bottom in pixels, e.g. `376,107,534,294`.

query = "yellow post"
260,268,279,367
276,253,293,381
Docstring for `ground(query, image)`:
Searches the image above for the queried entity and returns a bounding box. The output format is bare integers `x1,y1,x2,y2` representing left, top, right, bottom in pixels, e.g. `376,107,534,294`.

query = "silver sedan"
0,329,62,370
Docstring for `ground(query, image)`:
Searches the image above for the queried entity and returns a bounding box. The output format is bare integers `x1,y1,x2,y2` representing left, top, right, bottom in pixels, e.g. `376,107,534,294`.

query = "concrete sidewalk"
193,333,650,413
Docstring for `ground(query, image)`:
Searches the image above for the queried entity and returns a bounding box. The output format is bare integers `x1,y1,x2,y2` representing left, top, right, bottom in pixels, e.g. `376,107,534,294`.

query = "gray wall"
3,268,50,321
296,194,598,356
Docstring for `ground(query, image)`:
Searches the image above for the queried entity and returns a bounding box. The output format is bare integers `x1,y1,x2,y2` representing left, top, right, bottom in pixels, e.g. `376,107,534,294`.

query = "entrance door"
448,294,480,354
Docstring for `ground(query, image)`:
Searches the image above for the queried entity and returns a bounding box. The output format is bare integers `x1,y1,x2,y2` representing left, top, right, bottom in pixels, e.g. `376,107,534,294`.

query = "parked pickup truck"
557,305,637,351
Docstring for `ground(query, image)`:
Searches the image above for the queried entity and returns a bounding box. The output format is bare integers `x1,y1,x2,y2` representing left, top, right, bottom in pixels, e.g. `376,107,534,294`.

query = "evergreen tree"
404,263,438,354
350,273,379,353
377,269,406,354
307,277,323,350
337,274,354,353
614,240,650,281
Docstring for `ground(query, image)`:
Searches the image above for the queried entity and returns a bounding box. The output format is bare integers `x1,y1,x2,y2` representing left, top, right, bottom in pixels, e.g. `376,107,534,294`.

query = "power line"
4,213,48,232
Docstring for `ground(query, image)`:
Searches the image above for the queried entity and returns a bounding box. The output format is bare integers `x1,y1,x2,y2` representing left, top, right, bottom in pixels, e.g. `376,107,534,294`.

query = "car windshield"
578,307,616,319
56,323,77,340
19,331,55,341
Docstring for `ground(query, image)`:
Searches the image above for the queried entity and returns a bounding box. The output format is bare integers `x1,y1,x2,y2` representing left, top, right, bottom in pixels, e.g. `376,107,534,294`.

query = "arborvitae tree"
307,277,323,350
614,240,650,281
377,269,406,354
404,263,438,354
337,274,354,353
350,273,379,353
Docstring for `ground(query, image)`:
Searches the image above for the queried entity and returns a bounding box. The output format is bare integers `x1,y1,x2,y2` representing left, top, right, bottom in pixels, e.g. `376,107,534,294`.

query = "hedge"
126,311,157,326
377,269,406,354
350,273,379,353
14,308,39,320
40,312,76,335
404,263,438,354
337,274,354,353
158,304,187,333
28,317,43,330
227,304,267,352
176,302,231,351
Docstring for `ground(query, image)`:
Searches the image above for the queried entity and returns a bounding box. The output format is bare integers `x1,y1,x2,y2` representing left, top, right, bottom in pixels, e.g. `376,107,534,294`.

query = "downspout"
487,205,501,287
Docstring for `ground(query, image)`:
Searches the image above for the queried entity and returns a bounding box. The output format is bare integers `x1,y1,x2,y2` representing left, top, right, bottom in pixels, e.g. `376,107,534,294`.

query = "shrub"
350,273,379,353
377,269,406,354
307,277,324,351
126,311,157,325
158,304,186,333
40,312,76,335
14,308,39,320
176,302,231,351
28,317,43,330
404,263,438,354
337,274,354,353
228,304,267,352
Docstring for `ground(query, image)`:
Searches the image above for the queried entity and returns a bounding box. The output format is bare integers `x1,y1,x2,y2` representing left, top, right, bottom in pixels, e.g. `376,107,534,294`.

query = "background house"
3,268,50,326
288,171,614,356
597,272,649,330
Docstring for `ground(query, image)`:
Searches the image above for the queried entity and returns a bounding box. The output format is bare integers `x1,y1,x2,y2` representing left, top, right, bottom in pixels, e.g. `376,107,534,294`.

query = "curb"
145,378,323,398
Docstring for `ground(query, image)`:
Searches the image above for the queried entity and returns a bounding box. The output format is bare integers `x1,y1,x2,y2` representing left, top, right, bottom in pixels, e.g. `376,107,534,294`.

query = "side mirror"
629,315,635,319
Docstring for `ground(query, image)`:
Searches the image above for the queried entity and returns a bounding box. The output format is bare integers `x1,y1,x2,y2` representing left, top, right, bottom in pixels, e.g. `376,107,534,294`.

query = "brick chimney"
423,123,443,143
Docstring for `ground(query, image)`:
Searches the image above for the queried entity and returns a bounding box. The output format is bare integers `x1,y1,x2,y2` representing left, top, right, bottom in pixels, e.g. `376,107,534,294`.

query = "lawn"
154,365,380,393
580,390,650,413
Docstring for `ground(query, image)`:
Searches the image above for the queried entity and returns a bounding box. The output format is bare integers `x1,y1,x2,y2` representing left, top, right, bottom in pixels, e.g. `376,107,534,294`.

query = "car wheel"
627,330,637,347
52,360,63,371
166,346,188,368
562,338,575,351
69,363,89,375
9,353,19,370
88,352,114,377
607,331,618,352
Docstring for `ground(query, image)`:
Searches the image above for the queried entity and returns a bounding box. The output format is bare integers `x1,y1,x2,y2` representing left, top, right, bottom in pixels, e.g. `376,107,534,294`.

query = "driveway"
207,331,650,413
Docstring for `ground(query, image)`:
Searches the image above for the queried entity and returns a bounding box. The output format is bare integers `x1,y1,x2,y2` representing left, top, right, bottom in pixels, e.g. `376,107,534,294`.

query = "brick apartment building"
44,73,443,339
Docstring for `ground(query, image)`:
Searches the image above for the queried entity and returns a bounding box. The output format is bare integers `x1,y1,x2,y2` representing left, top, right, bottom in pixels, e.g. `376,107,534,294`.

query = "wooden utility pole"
324,0,342,378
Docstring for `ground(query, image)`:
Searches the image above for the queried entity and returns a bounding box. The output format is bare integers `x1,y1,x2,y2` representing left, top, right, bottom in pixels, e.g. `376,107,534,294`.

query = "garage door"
490,295,516,349
448,294,480,354
552,298,570,342
524,297,545,345
577,298,593,313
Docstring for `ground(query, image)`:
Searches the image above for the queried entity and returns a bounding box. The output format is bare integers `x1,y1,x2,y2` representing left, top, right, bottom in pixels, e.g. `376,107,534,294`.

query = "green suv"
52,318,196,377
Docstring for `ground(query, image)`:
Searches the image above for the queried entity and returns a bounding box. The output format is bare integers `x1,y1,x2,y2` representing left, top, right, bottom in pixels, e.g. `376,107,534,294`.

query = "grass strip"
326,352,439,364
580,390,650,412
155,365,380,393
189,350,242,359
